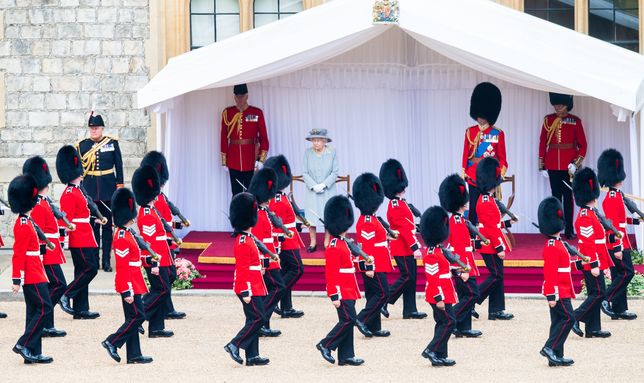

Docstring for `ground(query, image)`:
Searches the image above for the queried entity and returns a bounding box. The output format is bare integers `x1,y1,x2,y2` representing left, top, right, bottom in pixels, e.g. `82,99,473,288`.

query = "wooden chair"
498,174,516,249
290,175,351,194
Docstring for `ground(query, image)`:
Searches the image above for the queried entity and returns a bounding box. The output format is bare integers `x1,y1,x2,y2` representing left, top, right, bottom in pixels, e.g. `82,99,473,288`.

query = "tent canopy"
138,0,644,113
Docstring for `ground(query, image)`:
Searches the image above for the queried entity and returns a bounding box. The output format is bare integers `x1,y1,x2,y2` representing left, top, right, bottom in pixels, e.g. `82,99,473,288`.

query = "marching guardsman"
419,206,457,367
9,174,54,364
475,157,515,320
23,156,68,337
224,192,270,366
316,195,364,366
462,82,507,225
133,165,174,338
76,112,124,272
379,159,426,319
220,84,270,196
101,188,153,364
263,155,306,318
538,93,587,240
353,173,392,338
598,149,638,320
248,167,285,337
439,174,482,337
538,197,579,367
571,167,612,338
140,151,186,321
56,145,101,320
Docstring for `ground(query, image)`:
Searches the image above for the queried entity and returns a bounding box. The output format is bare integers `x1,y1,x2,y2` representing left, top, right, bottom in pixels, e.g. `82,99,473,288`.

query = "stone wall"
0,0,151,244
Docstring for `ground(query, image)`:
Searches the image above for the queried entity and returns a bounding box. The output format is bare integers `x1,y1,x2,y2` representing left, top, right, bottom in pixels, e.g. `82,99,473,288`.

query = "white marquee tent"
138,0,644,241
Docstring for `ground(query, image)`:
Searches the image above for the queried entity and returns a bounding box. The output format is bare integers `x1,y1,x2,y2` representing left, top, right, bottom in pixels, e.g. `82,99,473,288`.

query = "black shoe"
101,340,121,363
440,358,456,366
103,265,113,272
559,357,574,366
16,345,39,364
585,330,611,338
0,312,7,318
73,311,100,320
421,349,444,366
280,308,304,318
59,295,74,315
137,326,145,335
274,307,283,316
381,306,389,318
488,311,514,320
316,342,335,364
355,320,373,338
127,355,153,364
600,301,618,319
616,311,637,320
149,330,174,338
454,329,482,338
224,343,243,365
32,354,54,364
164,310,186,320
338,357,364,366
246,356,270,366
42,328,67,338
259,326,281,337
571,321,583,337
403,311,427,319
307,244,317,253
372,330,391,337
471,309,479,319
540,347,563,366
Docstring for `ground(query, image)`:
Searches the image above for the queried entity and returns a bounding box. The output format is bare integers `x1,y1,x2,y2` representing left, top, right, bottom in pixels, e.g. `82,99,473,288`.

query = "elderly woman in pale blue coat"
302,129,338,252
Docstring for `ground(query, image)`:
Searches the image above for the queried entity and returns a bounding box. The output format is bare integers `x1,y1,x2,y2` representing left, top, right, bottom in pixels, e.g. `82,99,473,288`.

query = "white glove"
313,184,326,193
255,161,263,170
541,170,549,179
568,163,577,175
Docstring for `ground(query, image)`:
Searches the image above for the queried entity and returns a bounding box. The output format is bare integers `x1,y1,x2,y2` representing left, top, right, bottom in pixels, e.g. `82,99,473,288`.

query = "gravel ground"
0,295,642,382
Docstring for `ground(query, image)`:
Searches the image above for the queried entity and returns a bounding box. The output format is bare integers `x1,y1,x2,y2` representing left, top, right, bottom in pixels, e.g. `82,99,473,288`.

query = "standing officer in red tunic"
9,174,54,364
248,167,285,337
264,155,306,318
316,195,364,366
353,173,392,338
598,149,638,320
538,197,579,367
23,156,68,338
420,206,457,367
538,93,587,239
101,188,153,365
439,174,482,338
461,82,507,225
220,84,270,196
56,145,101,320
224,192,270,366
379,159,426,319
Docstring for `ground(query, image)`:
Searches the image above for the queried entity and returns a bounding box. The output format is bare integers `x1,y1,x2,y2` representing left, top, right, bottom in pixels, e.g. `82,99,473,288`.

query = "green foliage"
580,271,644,297
631,249,643,265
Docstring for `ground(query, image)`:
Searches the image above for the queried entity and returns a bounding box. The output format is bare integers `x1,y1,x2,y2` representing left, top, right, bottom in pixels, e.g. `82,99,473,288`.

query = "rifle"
308,209,373,264
593,208,623,239
151,205,183,245
78,184,108,225
464,219,490,246
623,195,644,220
29,217,56,250
407,202,422,218
266,208,294,238
439,245,470,272
162,193,191,227
44,196,75,230
376,216,398,239
495,199,518,221
248,233,279,261
530,222,591,262
127,227,160,261
287,192,312,227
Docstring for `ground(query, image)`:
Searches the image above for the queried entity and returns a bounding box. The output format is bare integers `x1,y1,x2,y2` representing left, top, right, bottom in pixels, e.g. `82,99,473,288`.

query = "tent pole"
637,111,644,250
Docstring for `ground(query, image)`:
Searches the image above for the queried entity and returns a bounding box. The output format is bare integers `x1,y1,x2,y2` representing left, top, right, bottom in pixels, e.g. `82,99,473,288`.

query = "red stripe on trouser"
265,271,279,307
552,301,572,350
146,271,169,309
606,259,625,302
577,275,601,321
235,299,262,348
390,258,410,298
24,286,45,347
455,280,473,316
479,255,498,299
112,298,139,344
324,302,350,349
47,265,61,299
284,252,302,290
432,308,452,353
362,275,386,323
64,249,89,296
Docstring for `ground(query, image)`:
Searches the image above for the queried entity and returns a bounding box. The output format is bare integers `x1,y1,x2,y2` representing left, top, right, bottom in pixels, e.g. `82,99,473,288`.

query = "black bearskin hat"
597,149,625,187
264,155,292,191
549,93,573,112
229,192,258,232
324,195,354,237
379,159,408,199
572,167,600,207
132,165,161,206
476,157,502,193
537,197,565,236
22,156,52,190
420,206,450,247
248,168,278,204
439,174,469,214
8,175,39,214
112,188,137,228
55,145,83,184
470,82,502,125
352,173,384,216
141,151,169,185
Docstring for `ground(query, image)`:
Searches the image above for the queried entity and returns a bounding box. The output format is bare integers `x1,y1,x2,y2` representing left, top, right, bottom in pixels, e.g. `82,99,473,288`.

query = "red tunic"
355,215,392,273
155,193,178,251
12,215,48,285
424,246,457,304
252,207,280,270
220,105,269,172
476,193,510,254
113,227,148,296
59,184,97,248
233,233,267,297
325,238,361,301
602,188,636,251
575,207,613,271
137,206,172,267
462,125,508,186
446,214,479,277
538,113,587,171
31,196,65,265
386,198,421,257
269,192,304,251
542,238,578,300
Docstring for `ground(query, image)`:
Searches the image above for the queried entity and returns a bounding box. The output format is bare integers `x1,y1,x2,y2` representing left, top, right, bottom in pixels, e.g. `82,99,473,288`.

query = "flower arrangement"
172,257,204,290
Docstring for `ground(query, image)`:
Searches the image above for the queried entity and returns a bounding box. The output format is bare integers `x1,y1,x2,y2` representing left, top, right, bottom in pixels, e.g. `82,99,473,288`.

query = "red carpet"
180,231,640,294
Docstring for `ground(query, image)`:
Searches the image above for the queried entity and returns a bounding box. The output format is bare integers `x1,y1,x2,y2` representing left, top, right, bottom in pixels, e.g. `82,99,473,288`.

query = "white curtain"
163,29,631,234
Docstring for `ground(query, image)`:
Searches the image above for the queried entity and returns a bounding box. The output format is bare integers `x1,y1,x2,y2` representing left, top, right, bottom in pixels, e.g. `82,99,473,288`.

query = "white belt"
72,217,90,223
45,233,58,239
156,235,167,241
129,261,142,267
374,241,388,247
249,265,262,271
262,238,274,244
558,267,571,273
339,268,355,274
619,223,627,228
595,239,606,244
439,273,452,279
26,251,40,256
465,246,473,252
478,223,501,229
284,222,296,228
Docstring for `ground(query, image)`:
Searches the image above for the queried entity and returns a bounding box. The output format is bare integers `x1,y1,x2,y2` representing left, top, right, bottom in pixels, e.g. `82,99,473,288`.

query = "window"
589,0,639,52
524,0,575,30
254,0,303,28
190,0,240,49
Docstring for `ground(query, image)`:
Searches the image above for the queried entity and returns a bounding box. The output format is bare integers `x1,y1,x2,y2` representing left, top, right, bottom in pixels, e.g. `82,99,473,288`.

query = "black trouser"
606,249,635,313
548,170,574,236
544,298,575,358
388,256,418,315
358,272,389,332
44,264,67,328
320,300,357,360
18,283,53,355
574,270,606,333
229,169,254,196
92,200,113,268
426,304,456,359
106,295,146,360
467,184,481,225
164,250,178,314
279,249,304,311
65,247,99,313
478,253,505,313
263,269,286,328
230,295,266,358
454,276,479,331
143,266,171,332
